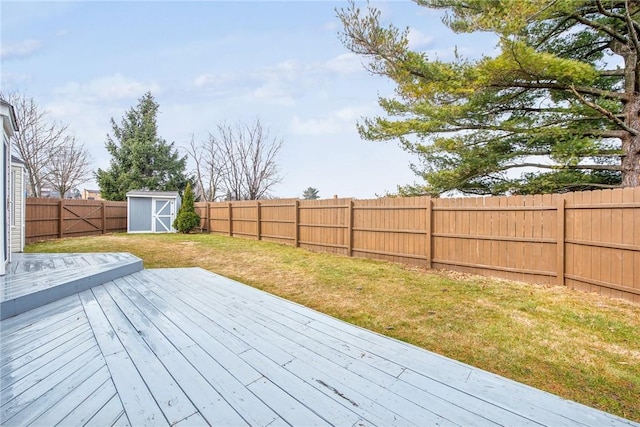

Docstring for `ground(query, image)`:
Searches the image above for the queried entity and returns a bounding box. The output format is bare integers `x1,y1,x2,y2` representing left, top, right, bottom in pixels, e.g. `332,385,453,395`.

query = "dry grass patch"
26,233,640,422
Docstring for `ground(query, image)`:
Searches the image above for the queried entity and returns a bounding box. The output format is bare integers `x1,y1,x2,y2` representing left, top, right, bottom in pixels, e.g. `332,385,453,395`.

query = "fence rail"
196,187,640,303
26,198,127,243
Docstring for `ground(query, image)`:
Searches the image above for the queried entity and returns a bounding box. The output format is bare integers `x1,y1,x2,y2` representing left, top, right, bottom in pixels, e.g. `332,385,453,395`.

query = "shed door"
153,199,174,232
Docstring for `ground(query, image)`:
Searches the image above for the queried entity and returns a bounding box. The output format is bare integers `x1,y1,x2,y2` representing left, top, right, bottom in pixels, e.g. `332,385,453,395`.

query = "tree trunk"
621,94,640,187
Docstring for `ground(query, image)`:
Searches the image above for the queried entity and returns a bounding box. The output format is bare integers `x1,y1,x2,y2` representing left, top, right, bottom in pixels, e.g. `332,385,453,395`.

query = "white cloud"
193,60,311,106
324,53,364,74
248,60,306,106
289,116,342,136
0,39,43,60
407,27,434,50
194,74,213,88
1,72,33,87
193,72,239,96
289,105,374,136
194,53,369,107
251,84,296,106
323,21,339,32
53,74,161,102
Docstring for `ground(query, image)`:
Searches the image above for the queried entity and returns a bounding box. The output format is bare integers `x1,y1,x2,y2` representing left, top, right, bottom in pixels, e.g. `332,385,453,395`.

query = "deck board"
0,253,143,320
55,376,121,426
84,394,128,427
0,310,86,367
100,281,255,427
110,276,284,427
1,265,638,426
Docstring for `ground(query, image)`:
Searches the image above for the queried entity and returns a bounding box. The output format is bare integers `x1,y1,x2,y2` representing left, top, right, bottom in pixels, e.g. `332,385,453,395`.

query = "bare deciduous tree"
45,135,92,198
186,119,283,201
2,91,70,197
236,119,283,200
185,134,225,202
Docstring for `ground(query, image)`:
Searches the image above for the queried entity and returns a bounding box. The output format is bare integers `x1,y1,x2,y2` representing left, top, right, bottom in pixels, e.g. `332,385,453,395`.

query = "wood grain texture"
1,266,637,426
197,188,640,302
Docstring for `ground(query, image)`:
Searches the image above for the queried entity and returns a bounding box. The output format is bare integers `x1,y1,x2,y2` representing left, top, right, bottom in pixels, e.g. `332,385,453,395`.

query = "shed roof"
126,190,180,198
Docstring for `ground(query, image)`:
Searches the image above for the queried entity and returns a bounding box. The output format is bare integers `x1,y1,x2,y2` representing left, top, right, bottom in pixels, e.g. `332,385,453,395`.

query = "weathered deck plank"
102,280,265,427
0,253,143,320
84,394,128,427
156,271,452,425
89,286,194,426
56,376,121,426
1,264,638,427
1,323,92,385
110,277,281,426
145,268,639,427
0,309,86,367
1,345,104,425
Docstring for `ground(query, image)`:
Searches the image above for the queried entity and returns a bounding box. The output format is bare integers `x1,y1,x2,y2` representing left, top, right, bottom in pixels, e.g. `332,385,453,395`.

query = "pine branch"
569,12,628,44
517,162,623,171
494,81,630,101
569,85,639,136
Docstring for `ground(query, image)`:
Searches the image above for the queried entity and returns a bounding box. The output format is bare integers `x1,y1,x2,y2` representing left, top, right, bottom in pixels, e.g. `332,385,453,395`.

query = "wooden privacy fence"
26,198,127,243
195,187,640,303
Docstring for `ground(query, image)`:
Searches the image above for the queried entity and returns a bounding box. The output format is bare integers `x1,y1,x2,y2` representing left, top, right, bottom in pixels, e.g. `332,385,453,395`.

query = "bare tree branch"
187,119,283,201
2,91,71,197
45,136,92,198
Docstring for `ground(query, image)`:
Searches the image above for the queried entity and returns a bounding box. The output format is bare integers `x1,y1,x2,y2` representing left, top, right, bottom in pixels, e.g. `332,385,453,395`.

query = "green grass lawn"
26,232,640,422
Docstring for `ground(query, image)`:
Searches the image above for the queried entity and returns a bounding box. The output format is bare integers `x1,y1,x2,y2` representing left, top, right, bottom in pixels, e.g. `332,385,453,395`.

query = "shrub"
173,183,200,233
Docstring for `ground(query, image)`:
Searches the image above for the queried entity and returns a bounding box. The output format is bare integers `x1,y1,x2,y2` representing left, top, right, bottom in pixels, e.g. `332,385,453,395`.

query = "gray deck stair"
0,253,143,320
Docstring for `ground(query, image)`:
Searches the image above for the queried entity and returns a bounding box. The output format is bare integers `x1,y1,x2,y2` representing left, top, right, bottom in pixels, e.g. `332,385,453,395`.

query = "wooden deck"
1,266,637,426
0,253,142,320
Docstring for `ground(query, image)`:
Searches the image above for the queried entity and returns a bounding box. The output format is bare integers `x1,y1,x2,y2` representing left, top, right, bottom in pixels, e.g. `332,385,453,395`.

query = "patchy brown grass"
27,232,640,422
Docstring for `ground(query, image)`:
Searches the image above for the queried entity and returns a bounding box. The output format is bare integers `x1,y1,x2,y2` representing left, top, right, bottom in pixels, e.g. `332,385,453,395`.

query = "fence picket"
26,188,640,303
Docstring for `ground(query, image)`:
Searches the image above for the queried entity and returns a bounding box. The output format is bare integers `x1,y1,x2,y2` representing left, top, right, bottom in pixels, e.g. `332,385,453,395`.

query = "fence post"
347,199,354,257
256,201,261,240
228,202,233,236
557,198,565,287
202,202,209,232
294,200,299,247
58,199,64,238
426,197,432,269
102,201,107,234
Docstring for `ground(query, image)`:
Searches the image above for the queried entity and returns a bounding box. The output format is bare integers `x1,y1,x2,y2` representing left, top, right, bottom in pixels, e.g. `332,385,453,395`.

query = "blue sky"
1,1,496,199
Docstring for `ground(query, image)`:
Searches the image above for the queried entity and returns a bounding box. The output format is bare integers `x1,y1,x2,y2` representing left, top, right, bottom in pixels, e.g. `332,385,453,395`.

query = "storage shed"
126,191,181,233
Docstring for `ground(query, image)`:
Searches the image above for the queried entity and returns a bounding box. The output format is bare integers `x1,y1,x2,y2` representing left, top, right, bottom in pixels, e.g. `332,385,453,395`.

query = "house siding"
1,99,19,274
1,134,8,274
10,162,24,252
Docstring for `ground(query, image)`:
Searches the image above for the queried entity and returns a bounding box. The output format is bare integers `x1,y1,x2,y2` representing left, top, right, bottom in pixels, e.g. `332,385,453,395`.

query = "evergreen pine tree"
96,92,187,200
173,182,201,233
